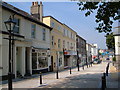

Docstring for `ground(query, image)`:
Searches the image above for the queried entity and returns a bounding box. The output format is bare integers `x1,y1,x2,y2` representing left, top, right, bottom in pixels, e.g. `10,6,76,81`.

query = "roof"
43,16,63,25
43,16,77,34
76,34,86,41
2,2,52,30
62,24,77,34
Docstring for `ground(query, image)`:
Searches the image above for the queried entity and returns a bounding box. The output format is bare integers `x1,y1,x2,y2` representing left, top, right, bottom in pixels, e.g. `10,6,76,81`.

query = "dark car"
93,58,102,64
106,58,110,60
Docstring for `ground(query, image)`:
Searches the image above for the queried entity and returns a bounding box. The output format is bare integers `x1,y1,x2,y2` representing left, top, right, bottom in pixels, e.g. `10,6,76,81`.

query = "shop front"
64,50,77,68
32,47,51,74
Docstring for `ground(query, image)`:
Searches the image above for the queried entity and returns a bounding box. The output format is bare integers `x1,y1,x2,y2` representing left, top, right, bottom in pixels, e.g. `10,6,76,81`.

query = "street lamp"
77,49,79,71
4,16,16,90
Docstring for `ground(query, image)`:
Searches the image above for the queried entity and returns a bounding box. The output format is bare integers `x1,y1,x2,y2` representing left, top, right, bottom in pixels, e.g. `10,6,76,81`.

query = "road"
1,61,118,89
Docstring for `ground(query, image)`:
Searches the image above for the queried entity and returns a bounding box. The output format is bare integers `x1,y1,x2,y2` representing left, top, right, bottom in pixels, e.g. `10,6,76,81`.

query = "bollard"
56,70,59,79
70,67,72,74
82,65,84,70
40,72,42,85
87,64,88,68
106,63,109,76
78,65,80,71
101,75,106,90
91,62,92,67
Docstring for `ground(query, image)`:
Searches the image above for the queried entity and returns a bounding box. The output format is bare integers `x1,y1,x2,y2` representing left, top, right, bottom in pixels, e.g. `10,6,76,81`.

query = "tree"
105,32,115,50
78,2,120,33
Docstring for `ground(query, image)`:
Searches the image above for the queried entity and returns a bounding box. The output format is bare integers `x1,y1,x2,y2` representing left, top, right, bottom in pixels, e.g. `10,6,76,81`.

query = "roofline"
62,24,77,34
2,2,52,31
76,34,86,41
43,16,77,34
43,16,63,25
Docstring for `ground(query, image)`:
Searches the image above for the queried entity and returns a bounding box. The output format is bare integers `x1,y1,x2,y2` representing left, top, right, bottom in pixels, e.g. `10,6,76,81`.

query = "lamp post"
4,16,16,90
77,49,79,71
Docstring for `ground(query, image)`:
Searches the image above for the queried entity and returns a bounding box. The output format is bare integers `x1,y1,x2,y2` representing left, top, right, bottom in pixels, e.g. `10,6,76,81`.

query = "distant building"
76,35,87,66
86,43,92,64
91,44,98,60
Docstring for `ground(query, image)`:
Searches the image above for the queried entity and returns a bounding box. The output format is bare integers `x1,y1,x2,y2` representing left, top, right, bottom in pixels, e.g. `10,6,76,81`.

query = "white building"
91,44,98,60
113,21,120,71
0,2,52,80
86,43,92,64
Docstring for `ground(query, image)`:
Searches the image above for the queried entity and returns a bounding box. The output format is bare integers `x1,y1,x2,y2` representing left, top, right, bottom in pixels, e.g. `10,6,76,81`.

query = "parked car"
106,57,110,60
93,58,102,64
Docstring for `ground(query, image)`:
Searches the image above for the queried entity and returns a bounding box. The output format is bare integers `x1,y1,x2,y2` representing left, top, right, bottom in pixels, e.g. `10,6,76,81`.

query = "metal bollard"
82,65,84,70
40,72,42,85
70,67,72,74
87,64,88,68
101,75,106,90
78,65,80,71
56,70,59,79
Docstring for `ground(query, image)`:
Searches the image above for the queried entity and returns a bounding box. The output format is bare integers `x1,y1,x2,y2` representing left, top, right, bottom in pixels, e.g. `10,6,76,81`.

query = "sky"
6,1,115,49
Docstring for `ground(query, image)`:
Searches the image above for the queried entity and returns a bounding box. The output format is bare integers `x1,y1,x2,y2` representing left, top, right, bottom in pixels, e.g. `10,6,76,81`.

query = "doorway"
51,56,53,71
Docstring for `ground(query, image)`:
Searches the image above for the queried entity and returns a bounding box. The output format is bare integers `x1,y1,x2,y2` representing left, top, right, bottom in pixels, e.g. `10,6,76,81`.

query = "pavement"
1,61,119,89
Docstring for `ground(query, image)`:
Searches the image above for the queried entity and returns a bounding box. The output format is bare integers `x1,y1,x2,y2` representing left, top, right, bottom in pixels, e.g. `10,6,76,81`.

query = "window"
58,26,61,30
51,22,55,27
63,40,65,48
64,29,65,36
42,28,46,41
31,24,36,38
52,36,54,46
67,42,69,50
14,18,20,34
71,32,72,39
58,39,61,48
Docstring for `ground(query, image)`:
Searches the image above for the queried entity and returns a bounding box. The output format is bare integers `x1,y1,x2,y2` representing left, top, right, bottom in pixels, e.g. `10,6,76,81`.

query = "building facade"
86,43,92,64
62,24,77,68
91,44,98,60
0,2,52,80
43,16,64,71
113,22,120,71
76,35,87,66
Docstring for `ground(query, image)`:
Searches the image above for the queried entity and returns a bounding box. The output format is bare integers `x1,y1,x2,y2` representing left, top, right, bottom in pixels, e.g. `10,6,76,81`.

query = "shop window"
32,53,37,69
59,54,62,66
38,57,48,69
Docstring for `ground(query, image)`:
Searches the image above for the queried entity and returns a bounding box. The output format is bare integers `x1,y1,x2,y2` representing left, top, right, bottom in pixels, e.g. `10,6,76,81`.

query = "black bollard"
70,67,72,74
82,65,84,70
78,64,80,71
87,64,88,68
101,75,106,90
40,72,42,85
106,63,109,76
56,70,59,79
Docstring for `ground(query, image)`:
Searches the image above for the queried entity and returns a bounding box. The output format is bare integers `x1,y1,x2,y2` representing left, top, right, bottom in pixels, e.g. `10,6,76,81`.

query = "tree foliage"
106,32,115,50
78,2,120,33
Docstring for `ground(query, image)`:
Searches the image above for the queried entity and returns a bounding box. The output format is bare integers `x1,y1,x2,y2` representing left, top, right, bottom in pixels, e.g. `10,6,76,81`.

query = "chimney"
31,1,43,22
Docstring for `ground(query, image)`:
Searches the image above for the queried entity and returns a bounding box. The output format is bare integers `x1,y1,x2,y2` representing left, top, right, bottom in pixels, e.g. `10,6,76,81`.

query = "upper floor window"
67,42,69,50
42,28,46,41
31,24,36,38
63,29,66,36
51,22,55,28
51,36,54,46
13,18,20,34
58,39,61,48
63,40,65,48
58,26,61,30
